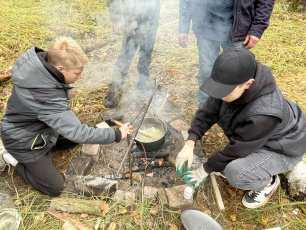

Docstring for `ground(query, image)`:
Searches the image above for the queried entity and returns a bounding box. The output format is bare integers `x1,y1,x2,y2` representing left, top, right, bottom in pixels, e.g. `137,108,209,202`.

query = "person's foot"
105,83,121,108
0,139,18,172
242,175,280,209
181,209,223,230
0,140,7,172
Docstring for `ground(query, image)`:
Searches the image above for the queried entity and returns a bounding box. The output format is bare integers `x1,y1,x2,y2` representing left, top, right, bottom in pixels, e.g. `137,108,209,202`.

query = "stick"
50,198,104,216
116,85,159,177
47,208,94,230
210,174,225,211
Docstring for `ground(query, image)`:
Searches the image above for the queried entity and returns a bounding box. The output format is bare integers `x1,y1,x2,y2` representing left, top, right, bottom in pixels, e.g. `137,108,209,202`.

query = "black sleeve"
204,115,281,173
187,98,222,141
249,0,275,38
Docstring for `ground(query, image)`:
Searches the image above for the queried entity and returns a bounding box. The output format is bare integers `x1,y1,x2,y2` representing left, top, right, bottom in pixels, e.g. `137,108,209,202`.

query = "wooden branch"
50,197,104,216
210,174,225,211
47,208,94,230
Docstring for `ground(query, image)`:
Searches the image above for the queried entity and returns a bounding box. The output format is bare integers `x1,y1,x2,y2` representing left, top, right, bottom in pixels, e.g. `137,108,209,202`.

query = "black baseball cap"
201,47,257,99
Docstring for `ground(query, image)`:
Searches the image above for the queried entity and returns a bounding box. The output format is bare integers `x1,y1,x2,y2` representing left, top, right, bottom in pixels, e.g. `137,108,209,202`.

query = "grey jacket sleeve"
249,0,275,38
38,110,117,144
33,93,117,144
179,0,192,33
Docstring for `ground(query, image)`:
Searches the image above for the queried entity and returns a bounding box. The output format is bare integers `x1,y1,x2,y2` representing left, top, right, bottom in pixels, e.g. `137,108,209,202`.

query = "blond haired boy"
0,37,132,196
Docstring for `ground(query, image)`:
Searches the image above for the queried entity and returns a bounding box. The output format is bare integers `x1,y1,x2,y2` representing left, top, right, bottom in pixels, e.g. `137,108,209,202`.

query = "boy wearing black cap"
176,48,306,208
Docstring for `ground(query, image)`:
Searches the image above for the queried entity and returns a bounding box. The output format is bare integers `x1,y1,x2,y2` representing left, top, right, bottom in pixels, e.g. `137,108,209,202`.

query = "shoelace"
248,191,260,199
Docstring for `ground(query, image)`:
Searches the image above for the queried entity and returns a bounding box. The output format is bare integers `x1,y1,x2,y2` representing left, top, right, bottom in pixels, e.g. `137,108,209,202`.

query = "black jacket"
180,0,275,42
188,63,306,172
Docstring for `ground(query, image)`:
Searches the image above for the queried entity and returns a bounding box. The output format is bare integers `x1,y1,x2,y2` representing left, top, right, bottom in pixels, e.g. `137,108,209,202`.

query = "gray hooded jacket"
1,48,117,163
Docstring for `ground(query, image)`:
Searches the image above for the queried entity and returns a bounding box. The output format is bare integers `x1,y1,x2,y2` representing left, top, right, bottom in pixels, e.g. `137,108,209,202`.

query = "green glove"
183,165,209,188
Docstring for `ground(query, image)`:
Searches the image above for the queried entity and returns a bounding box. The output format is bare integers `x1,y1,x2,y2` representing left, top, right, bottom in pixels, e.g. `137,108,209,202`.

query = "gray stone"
82,144,100,156
81,144,100,162
157,188,168,205
66,175,118,196
170,119,189,132
65,155,94,176
142,186,159,200
0,193,14,210
113,190,136,205
164,185,193,209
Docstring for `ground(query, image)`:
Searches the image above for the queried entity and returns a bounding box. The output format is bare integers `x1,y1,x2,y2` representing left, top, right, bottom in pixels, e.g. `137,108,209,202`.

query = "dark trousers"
114,21,158,89
15,137,77,197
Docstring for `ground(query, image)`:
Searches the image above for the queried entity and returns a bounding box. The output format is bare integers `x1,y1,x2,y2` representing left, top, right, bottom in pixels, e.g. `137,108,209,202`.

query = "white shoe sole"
242,176,280,209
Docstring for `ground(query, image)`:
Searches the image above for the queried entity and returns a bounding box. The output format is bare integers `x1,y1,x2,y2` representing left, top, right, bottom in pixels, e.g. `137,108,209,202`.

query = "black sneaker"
242,175,280,209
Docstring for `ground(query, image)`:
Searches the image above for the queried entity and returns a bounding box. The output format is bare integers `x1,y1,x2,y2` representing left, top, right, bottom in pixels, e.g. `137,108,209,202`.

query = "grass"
0,0,306,229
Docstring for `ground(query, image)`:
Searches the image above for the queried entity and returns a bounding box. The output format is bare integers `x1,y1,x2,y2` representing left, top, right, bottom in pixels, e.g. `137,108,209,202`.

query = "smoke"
42,0,203,120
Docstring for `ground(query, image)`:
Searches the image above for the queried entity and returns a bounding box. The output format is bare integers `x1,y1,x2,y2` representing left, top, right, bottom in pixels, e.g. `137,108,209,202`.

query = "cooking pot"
135,117,167,152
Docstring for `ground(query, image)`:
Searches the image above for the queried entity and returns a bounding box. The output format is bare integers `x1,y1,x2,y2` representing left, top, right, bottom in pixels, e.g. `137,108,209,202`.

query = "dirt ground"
0,0,306,229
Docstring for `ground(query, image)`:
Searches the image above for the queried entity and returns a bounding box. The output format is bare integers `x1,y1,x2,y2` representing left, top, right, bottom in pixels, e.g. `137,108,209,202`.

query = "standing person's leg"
224,149,302,208
115,34,139,83
106,34,139,108
137,24,158,90
15,153,64,197
196,37,221,106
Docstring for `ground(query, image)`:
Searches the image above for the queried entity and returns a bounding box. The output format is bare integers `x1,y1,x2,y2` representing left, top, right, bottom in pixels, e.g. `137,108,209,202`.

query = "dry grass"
0,0,306,229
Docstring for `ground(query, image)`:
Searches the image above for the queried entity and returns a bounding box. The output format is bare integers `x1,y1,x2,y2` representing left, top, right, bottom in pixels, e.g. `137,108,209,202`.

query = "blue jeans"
196,36,243,106
223,149,303,191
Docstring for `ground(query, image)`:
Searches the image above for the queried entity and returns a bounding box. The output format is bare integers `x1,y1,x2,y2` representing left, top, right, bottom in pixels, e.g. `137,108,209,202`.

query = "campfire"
64,89,195,209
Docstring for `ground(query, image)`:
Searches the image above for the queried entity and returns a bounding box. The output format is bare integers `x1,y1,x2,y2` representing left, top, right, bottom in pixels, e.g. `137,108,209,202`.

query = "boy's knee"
224,160,249,189
45,175,64,197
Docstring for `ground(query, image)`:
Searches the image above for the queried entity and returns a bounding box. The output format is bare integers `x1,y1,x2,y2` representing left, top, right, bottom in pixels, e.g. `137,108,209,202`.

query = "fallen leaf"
300,205,306,215
167,223,178,230
100,201,110,216
260,216,269,226
48,208,93,230
106,222,119,230
63,221,78,230
80,213,88,219
149,206,159,216
230,214,237,222
118,206,128,215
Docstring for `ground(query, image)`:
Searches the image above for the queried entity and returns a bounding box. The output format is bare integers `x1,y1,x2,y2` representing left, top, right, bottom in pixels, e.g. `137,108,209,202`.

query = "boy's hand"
244,34,259,49
183,165,209,188
119,123,133,139
176,140,195,176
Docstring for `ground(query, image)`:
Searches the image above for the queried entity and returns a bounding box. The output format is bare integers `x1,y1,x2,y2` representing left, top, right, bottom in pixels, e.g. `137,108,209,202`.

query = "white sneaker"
0,139,8,172
242,175,280,209
0,139,18,172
